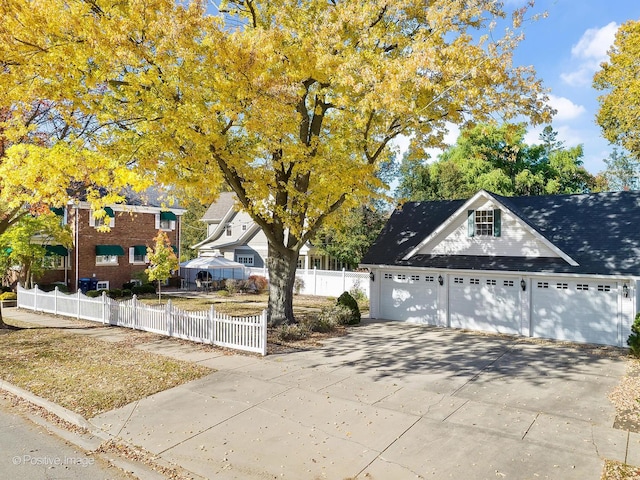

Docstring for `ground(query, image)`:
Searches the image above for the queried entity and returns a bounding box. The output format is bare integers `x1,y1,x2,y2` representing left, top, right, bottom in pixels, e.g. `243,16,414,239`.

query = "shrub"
1,286,12,293
246,275,268,293
85,290,103,298
225,279,240,294
216,289,230,297
107,289,122,299
349,283,367,304
293,276,305,294
276,323,310,342
122,282,135,290
121,289,132,298
628,313,640,357
337,291,361,325
0,292,17,301
132,283,156,295
304,307,348,333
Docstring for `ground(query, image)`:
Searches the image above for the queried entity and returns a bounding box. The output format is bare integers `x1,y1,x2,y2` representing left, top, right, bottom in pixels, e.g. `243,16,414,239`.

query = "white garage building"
361,190,640,347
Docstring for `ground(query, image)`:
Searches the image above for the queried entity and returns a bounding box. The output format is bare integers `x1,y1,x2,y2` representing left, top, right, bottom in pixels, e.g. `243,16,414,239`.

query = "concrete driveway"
93,320,636,480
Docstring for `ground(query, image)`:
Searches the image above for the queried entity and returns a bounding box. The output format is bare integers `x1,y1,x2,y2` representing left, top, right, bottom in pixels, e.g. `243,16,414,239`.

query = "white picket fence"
247,267,370,298
17,285,267,355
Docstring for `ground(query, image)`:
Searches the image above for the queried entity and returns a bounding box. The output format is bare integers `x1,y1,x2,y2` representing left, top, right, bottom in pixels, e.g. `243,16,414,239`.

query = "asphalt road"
0,397,133,480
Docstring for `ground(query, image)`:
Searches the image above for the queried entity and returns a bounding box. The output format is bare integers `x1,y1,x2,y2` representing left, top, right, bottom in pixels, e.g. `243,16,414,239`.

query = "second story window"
226,224,232,236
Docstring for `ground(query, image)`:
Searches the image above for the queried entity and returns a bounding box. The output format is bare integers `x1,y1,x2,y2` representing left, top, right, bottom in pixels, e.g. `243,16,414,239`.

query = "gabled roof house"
193,192,341,271
361,190,640,347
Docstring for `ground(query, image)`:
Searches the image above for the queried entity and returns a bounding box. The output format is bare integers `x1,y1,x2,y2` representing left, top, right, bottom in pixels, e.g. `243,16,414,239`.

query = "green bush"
121,289,132,297
85,290,103,298
225,279,240,294
131,283,156,295
107,289,122,299
0,292,17,301
313,304,352,329
1,286,12,293
122,282,135,290
337,291,360,325
628,313,640,357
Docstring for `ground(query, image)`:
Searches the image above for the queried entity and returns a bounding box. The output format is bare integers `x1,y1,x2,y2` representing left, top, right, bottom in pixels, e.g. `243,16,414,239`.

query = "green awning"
95,245,125,256
102,207,115,218
45,245,69,256
2,247,11,256
172,245,179,254
50,207,65,216
160,211,177,221
133,245,147,256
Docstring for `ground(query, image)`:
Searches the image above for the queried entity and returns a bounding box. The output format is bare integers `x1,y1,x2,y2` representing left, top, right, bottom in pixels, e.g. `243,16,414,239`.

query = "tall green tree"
594,20,640,159
396,123,594,201
1,0,553,325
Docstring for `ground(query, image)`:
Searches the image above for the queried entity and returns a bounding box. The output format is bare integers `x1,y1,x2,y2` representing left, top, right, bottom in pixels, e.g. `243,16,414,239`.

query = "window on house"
130,246,148,264
242,224,248,232
43,255,65,270
598,285,611,292
96,255,119,265
425,276,434,282
486,279,496,286
470,278,480,285
90,207,115,228
236,255,254,266
556,283,568,289
156,211,177,231
475,210,494,236
537,282,549,289
384,273,393,279
297,257,303,269
577,284,589,291
226,224,232,236
410,275,420,281
454,277,464,284
396,274,407,281
504,280,514,287
96,281,109,290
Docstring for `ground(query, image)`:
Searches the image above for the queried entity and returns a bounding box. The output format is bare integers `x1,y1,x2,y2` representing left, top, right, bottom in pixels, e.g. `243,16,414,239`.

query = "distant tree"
396,123,594,200
601,148,639,191
539,125,564,159
180,203,208,262
594,20,640,159
146,231,179,302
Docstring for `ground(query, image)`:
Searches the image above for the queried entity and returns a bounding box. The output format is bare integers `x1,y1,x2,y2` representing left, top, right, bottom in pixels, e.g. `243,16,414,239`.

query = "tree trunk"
0,303,5,328
266,243,299,326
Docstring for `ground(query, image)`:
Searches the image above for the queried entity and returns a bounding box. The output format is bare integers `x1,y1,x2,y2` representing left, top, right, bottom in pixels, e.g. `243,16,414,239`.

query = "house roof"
201,192,237,222
361,190,640,277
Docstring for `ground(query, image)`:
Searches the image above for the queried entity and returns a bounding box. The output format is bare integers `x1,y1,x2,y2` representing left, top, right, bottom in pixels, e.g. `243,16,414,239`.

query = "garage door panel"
449,276,520,335
379,273,438,324
532,280,617,345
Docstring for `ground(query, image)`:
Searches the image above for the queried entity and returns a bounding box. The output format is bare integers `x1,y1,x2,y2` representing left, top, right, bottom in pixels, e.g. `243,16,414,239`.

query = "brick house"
38,199,184,292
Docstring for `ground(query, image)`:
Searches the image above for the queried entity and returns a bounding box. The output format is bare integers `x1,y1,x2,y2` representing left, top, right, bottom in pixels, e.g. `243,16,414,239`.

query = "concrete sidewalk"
3,308,638,479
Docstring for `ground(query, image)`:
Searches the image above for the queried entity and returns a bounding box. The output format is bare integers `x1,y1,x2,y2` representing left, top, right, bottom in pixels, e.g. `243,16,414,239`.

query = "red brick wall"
36,207,180,291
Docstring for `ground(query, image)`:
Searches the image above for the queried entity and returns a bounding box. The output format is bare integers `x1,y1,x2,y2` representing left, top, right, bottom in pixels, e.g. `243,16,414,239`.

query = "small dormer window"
226,224,232,236
475,210,494,236
468,209,501,237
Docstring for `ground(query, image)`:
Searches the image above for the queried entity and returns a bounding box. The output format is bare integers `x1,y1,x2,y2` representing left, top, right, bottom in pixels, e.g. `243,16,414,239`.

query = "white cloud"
561,22,619,87
547,95,586,121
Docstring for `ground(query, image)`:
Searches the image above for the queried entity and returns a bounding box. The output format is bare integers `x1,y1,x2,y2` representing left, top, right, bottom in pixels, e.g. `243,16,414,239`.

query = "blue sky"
504,0,640,174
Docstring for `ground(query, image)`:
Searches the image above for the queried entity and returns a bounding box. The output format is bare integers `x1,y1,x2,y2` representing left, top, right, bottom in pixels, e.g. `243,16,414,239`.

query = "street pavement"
0,395,133,480
3,308,638,479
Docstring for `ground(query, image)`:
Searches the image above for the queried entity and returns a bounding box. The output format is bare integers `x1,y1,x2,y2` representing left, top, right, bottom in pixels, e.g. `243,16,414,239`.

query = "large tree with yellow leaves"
594,20,640,160
0,0,552,324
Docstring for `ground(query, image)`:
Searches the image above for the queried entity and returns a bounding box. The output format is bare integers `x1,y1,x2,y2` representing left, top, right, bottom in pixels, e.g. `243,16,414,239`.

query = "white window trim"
225,224,233,236
96,281,109,290
89,210,115,228
155,214,176,231
128,247,149,264
236,254,255,266
96,255,119,265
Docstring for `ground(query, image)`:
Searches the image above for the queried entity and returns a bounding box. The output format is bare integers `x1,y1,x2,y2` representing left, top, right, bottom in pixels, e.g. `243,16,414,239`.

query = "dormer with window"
468,209,501,237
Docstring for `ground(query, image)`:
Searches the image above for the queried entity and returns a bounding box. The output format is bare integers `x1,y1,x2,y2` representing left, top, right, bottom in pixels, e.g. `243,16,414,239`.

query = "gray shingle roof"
201,192,237,222
362,191,640,276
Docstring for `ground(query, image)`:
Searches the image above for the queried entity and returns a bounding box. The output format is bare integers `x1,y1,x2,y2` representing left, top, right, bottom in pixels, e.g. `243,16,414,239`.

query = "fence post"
101,291,107,325
132,294,138,330
209,305,215,345
167,300,173,337
313,267,317,295
76,289,80,320
34,284,39,312
342,268,346,293
54,286,59,315
261,309,268,356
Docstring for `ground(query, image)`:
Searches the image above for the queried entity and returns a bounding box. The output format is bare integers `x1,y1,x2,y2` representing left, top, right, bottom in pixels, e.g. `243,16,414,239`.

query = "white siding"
424,199,559,258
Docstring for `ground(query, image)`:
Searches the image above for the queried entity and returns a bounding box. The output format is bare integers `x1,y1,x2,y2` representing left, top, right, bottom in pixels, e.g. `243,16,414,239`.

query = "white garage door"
449,275,521,335
531,279,618,345
379,272,439,324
